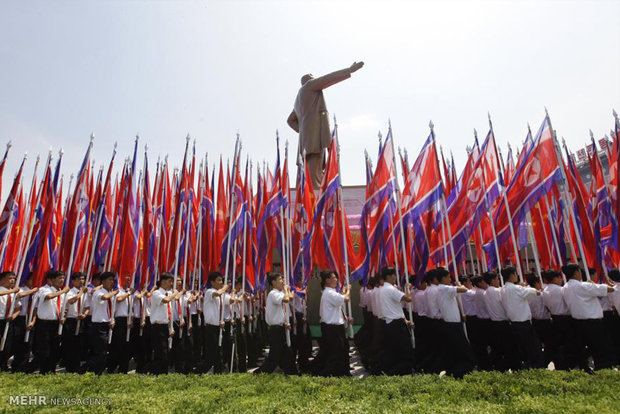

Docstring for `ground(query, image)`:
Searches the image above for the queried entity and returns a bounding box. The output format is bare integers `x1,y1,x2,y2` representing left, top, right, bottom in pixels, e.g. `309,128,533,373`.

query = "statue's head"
301,74,313,85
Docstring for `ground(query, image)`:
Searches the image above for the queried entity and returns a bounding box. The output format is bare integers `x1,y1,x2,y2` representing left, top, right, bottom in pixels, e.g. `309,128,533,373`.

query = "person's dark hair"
458,276,470,285
70,271,86,282
320,270,335,289
424,270,438,284
380,266,396,281
587,267,596,275
561,263,581,280
500,266,517,283
435,267,450,280
483,271,497,285
471,275,484,287
608,268,620,283
91,272,101,281
207,271,222,284
408,275,417,285
526,273,541,288
0,271,15,281
100,271,116,282
46,270,64,280
268,272,282,287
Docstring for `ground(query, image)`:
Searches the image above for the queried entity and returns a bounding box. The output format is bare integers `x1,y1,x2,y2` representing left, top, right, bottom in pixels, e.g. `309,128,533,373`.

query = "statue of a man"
287,61,364,188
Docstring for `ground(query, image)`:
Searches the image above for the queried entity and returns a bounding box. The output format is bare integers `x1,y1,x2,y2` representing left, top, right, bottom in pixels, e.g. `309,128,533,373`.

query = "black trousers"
31,319,60,374
202,324,223,374
382,319,415,375
130,319,151,373
149,323,170,375
488,320,517,372
317,324,349,377
87,322,109,375
292,312,312,372
574,318,616,370
532,319,552,367
440,321,475,378
0,319,12,371
603,311,620,366
108,317,130,373
61,318,81,373
466,316,491,370
11,315,30,373
232,318,247,372
368,316,386,375
255,325,296,374
246,319,258,367
190,314,203,369
510,321,544,369
170,321,189,373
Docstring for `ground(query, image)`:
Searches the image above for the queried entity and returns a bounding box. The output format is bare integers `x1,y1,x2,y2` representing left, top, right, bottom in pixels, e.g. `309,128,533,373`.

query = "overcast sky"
0,0,618,201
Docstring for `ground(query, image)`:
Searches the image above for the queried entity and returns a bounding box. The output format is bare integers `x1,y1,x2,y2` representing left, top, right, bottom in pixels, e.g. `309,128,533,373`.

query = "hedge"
1,370,619,413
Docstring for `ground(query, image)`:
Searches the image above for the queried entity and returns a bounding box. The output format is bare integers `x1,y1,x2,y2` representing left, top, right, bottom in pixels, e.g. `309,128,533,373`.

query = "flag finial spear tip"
6,141,12,149
429,120,434,130
144,143,149,152
613,109,618,118
185,133,190,141
90,132,95,141
544,107,549,116
589,129,594,140
378,131,382,139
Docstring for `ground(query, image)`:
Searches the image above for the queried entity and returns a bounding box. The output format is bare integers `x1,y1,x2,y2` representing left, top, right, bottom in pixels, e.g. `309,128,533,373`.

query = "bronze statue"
287,61,364,188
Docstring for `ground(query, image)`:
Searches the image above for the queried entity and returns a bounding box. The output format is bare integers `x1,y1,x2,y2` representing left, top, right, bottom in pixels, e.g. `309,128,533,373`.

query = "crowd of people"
0,263,619,377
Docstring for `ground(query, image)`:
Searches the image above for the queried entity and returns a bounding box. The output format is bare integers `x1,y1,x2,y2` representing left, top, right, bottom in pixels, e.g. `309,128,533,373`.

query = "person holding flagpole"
86,272,118,375
0,271,20,371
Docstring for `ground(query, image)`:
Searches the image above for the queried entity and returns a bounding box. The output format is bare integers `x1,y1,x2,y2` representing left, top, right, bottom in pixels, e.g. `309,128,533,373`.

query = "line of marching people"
356,264,620,377
0,269,305,375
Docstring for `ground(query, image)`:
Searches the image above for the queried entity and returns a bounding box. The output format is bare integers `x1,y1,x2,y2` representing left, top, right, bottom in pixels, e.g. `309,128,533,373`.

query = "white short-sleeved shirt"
437,284,461,323
188,292,198,315
0,286,11,320
371,286,383,318
222,293,232,321
64,287,81,319
461,289,476,316
609,286,620,313
379,282,405,324
599,296,612,312
150,288,171,324
543,283,570,316
529,291,550,320
562,279,608,320
474,287,490,319
265,289,286,326
320,287,346,325
501,282,537,322
172,295,186,322
202,288,222,326
114,288,130,318
36,285,61,321
484,286,507,321
19,286,32,317
415,289,428,317
91,288,113,323
132,291,145,318
425,284,442,320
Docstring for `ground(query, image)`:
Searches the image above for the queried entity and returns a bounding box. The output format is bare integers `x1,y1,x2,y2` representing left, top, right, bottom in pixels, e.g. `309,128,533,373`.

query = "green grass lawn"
1,370,619,413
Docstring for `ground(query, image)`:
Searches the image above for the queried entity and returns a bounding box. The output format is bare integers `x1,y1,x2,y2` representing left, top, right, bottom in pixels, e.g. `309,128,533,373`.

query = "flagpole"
387,122,415,346
125,168,143,342
477,224,488,272
525,211,542,276
59,136,94,336
488,114,524,283
334,119,354,339
547,109,592,281
542,196,565,271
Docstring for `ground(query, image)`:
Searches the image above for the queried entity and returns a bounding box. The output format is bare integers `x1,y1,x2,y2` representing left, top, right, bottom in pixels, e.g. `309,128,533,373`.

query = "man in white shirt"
470,275,491,370
607,269,620,365
483,271,515,371
368,275,385,375
379,266,414,375
423,271,443,374
527,274,551,367
437,268,474,378
86,272,119,375
292,282,312,374
149,273,183,375
0,271,20,371
108,277,133,374
562,263,616,370
312,270,350,377
30,270,69,374
10,273,38,373
200,271,230,374
412,278,430,373
500,267,544,369
61,272,87,373
170,277,189,373
130,286,151,374
354,278,374,371
255,272,297,375
541,269,579,370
